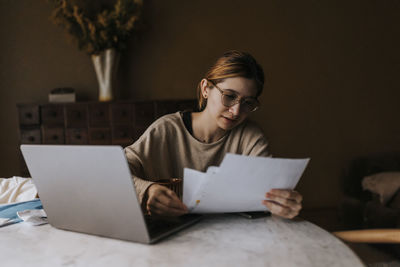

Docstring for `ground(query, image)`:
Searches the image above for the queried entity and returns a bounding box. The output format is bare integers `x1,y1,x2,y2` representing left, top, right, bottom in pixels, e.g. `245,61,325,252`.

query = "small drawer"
65,104,88,128
89,103,110,127
155,101,178,118
88,128,111,145
17,104,40,125
66,128,88,144
111,103,131,125
41,104,64,126
132,102,155,127
42,127,65,144
111,125,133,146
20,128,41,144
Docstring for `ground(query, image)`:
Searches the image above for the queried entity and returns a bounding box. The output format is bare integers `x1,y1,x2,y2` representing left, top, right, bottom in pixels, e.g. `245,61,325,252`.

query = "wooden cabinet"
17,99,197,176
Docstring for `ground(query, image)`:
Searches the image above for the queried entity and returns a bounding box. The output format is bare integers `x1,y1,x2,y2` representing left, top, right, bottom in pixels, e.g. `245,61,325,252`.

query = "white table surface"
0,214,364,267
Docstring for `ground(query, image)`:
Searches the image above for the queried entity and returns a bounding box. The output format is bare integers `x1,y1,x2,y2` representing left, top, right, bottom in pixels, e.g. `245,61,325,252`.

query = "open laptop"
20,144,202,244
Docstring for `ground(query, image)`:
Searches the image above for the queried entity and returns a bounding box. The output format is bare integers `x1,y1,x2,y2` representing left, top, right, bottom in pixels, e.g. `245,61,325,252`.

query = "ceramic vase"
91,48,120,102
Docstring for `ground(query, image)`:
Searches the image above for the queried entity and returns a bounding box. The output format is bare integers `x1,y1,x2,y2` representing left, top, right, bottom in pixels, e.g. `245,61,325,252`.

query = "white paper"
183,153,309,213
182,168,206,208
17,209,48,226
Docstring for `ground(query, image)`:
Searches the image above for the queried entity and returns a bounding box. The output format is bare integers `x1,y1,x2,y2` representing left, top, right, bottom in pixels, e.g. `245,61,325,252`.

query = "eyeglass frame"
207,80,260,113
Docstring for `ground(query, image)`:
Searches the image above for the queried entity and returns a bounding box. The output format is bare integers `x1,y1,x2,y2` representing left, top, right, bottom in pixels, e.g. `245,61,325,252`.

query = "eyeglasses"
209,81,260,113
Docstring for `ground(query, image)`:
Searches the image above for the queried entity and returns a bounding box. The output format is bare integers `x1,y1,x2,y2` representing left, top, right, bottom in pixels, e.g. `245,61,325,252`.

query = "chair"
340,152,400,230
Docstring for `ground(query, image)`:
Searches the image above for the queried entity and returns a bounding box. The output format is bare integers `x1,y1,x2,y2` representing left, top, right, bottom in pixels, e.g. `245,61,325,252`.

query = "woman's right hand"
146,184,188,216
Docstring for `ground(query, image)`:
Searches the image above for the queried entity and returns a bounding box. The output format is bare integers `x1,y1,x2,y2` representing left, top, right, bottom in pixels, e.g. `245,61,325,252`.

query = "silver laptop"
20,145,202,244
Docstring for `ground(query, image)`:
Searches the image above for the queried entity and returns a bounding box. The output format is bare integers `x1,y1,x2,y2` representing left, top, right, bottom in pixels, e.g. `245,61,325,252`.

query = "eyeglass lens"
221,93,258,112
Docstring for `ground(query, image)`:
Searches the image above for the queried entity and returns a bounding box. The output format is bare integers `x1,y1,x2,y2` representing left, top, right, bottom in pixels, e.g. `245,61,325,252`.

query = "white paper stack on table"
183,153,310,213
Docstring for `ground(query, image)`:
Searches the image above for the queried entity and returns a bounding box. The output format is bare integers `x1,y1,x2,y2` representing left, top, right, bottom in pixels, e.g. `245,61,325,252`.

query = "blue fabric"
0,199,43,224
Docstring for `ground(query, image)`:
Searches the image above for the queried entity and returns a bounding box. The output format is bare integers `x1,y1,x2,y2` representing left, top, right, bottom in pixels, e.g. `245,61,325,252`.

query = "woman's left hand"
262,189,302,219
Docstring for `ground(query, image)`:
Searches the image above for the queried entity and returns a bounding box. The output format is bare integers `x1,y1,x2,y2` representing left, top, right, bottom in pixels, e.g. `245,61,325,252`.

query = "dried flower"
49,0,142,55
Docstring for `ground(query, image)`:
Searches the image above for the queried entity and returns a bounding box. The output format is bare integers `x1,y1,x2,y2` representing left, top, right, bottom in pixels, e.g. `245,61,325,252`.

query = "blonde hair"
197,50,265,111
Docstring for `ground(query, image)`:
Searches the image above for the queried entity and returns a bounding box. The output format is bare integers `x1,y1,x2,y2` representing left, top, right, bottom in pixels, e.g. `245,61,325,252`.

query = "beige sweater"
124,112,270,204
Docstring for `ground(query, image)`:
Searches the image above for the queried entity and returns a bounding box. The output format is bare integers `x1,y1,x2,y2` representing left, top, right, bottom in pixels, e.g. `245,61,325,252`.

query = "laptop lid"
20,145,151,243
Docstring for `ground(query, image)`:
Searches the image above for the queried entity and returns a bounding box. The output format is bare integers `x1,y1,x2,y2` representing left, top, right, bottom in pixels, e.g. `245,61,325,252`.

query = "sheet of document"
183,153,310,213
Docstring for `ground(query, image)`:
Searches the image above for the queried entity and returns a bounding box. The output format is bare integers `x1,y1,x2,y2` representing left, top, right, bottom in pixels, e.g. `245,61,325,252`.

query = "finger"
163,189,188,211
147,185,188,215
265,193,302,212
147,198,188,216
263,200,291,216
263,200,300,218
149,204,187,216
148,187,188,214
268,189,303,203
156,192,187,211
263,200,299,219
150,185,187,210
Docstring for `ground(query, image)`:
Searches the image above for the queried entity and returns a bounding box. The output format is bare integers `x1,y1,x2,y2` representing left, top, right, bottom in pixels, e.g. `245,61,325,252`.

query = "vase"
91,48,120,102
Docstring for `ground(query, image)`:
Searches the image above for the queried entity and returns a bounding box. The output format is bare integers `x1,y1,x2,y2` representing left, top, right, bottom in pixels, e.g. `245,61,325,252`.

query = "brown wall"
1,0,399,209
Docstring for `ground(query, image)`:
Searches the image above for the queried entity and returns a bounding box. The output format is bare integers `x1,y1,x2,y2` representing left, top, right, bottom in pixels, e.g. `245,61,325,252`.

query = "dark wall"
1,0,399,209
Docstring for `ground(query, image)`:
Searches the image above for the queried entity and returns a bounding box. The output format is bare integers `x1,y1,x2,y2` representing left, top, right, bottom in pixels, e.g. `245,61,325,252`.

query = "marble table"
0,214,363,267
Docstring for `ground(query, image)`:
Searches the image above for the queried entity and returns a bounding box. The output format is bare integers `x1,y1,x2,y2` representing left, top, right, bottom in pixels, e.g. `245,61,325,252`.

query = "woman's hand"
262,189,302,219
146,184,188,217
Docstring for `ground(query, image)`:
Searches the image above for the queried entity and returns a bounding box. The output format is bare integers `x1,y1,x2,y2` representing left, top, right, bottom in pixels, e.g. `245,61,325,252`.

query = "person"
125,50,303,219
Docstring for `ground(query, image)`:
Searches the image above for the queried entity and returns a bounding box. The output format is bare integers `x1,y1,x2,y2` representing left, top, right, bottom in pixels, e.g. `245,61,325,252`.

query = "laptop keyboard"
145,214,202,238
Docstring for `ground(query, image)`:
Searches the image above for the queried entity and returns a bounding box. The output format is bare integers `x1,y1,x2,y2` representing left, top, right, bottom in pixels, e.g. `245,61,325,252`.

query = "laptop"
20,144,202,244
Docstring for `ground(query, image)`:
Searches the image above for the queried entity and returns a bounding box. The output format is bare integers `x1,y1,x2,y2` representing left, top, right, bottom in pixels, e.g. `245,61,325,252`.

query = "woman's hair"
197,50,265,111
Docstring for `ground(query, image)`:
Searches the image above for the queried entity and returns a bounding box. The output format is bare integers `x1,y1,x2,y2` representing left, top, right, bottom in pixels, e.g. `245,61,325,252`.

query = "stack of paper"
183,153,310,213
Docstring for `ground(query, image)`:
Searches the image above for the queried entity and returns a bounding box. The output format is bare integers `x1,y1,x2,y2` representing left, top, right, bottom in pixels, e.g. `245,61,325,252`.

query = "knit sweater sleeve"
124,143,154,205
239,120,271,157
124,118,168,205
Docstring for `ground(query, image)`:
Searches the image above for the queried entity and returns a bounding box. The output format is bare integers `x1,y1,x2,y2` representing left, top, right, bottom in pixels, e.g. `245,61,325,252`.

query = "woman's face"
202,77,259,131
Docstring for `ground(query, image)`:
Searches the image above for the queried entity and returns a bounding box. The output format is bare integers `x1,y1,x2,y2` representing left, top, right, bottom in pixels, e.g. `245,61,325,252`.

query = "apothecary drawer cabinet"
17,99,197,176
